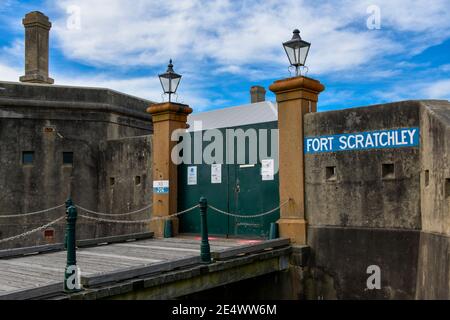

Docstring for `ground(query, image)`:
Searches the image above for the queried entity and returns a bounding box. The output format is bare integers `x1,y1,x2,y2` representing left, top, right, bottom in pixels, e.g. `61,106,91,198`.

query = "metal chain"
78,204,199,224
208,199,290,219
75,203,153,217
0,216,65,244
0,203,66,218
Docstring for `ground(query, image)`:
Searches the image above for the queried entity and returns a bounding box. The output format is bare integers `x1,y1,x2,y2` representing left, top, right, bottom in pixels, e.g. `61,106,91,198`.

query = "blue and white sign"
153,180,169,194
305,127,419,154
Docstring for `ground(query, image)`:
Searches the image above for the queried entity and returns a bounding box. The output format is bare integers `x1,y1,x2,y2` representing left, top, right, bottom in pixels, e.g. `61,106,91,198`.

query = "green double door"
178,161,280,239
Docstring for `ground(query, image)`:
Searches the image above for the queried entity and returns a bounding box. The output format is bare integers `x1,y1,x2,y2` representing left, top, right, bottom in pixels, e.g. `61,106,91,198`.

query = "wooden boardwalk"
0,235,285,299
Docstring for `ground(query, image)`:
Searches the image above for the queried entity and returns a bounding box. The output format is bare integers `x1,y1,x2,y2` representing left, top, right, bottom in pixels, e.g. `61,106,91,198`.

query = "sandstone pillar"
269,76,324,244
146,102,192,237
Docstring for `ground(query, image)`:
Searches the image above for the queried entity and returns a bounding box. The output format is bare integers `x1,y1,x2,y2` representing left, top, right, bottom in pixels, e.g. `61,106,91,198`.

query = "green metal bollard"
64,198,73,249
164,219,173,238
64,205,81,292
269,222,279,240
199,197,211,264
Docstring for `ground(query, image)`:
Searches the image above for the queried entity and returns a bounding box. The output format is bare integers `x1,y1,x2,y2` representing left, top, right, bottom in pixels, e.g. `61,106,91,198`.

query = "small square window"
22,151,34,165
425,170,430,187
382,163,395,179
135,176,141,185
63,152,73,165
110,177,115,186
326,166,336,181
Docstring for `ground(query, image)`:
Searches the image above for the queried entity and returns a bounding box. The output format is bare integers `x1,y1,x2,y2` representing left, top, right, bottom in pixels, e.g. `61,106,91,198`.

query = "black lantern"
282,29,310,76
158,59,181,102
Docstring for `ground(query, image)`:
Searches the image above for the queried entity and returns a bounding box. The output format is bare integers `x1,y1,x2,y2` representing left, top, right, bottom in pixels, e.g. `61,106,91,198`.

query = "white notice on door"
261,159,274,181
187,166,197,185
211,164,222,184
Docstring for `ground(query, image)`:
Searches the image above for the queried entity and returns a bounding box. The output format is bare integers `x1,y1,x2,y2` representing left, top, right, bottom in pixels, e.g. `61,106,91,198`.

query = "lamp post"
158,59,182,102
282,29,311,77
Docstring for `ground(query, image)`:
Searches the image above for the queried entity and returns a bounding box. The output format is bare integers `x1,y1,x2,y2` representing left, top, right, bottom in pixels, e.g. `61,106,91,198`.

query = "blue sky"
1,0,449,113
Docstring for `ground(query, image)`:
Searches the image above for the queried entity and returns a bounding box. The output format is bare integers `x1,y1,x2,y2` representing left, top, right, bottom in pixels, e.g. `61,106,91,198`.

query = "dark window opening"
326,166,336,181
63,152,74,165
22,151,34,165
425,170,430,187
382,163,395,179
135,176,141,185
110,177,115,186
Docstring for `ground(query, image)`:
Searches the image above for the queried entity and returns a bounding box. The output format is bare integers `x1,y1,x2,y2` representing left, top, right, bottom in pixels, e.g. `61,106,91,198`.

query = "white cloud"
49,0,450,76
0,63,21,81
422,79,450,100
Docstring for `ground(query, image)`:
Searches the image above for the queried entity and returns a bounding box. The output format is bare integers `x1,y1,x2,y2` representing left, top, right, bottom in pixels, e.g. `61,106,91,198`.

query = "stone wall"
0,81,153,249
416,101,450,299
303,101,423,299
95,135,153,237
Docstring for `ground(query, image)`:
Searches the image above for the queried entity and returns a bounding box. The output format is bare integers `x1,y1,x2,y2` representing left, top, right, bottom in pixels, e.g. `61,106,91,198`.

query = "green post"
269,222,279,240
164,219,173,238
64,198,73,249
199,197,211,263
64,205,80,292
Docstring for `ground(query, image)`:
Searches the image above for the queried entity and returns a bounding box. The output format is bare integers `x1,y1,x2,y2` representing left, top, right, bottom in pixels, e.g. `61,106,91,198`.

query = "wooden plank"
0,232,154,259
0,244,64,259
0,282,63,300
211,238,290,260
81,255,201,287
76,232,154,248
115,243,199,253
77,251,162,263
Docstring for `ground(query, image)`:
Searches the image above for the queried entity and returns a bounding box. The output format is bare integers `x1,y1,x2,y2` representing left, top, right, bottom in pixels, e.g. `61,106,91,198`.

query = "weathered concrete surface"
302,101,422,299
0,81,153,249
96,135,153,237
304,101,421,229
416,101,450,299
299,100,450,299
307,226,420,299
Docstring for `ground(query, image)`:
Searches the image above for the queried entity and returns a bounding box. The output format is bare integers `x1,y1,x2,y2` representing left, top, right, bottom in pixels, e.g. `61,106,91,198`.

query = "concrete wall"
0,81,153,249
95,135,153,237
303,101,422,299
416,101,450,299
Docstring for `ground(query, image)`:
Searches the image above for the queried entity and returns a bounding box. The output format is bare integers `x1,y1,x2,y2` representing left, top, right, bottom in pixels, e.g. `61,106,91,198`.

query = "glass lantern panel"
171,76,181,93
159,76,171,93
284,45,298,66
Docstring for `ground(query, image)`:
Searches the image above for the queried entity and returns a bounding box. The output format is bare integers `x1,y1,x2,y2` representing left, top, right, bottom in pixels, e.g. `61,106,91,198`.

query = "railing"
0,197,290,293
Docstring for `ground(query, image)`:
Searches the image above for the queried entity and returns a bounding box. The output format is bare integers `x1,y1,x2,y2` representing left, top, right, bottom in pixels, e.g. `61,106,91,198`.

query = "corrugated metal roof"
187,101,278,131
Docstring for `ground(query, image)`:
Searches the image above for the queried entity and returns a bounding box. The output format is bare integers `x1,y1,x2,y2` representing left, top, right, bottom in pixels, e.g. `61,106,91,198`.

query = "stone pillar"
146,102,193,237
19,11,54,84
269,76,324,244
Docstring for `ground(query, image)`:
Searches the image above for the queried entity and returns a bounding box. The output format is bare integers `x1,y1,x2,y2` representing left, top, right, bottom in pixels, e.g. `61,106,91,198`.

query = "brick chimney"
250,85,266,103
19,11,54,84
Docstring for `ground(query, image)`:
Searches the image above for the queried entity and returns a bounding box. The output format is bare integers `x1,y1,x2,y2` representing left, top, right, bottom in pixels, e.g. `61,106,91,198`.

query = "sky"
0,0,449,113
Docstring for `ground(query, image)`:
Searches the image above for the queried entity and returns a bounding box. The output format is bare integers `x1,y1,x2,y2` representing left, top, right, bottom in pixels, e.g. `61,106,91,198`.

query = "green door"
178,121,279,238
228,162,280,238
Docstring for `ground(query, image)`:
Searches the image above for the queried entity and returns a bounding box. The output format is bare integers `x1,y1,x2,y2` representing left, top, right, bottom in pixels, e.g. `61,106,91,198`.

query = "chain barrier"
0,203,66,218
0,216,65,244
75,203,153,217
208,199,290,219
78,204,200,224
